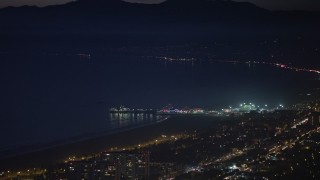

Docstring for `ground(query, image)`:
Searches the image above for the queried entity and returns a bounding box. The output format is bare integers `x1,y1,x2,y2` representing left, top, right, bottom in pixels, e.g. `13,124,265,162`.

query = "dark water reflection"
0,53,318,150
108,113,162,129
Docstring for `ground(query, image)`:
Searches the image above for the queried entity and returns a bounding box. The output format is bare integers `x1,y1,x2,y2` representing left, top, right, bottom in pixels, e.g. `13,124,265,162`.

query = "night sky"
1,0,320,10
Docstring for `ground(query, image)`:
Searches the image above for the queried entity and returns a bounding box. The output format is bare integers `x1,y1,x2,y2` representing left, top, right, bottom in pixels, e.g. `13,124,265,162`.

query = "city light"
1,0,320,179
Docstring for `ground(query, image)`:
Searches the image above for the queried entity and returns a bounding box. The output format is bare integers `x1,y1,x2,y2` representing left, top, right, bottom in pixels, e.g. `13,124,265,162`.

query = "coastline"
0,115,227,170
0,116,170,160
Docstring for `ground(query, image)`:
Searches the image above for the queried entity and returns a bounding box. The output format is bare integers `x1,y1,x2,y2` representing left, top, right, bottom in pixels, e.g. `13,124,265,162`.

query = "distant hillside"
0,0,319,46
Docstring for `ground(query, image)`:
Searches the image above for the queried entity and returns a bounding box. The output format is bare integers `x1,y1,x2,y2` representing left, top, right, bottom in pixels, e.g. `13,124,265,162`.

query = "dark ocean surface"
0,52,318,156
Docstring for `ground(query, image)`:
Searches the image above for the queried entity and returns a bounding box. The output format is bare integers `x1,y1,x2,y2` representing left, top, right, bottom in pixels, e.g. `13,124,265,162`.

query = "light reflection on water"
109,113,162,129
0,54,319,150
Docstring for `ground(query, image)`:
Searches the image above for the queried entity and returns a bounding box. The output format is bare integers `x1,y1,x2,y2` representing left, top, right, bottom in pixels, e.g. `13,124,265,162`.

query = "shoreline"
0,116,170,160
0,115,227,170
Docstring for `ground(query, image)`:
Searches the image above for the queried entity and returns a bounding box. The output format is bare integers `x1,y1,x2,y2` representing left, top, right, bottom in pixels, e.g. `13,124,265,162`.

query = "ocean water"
0,52,318,154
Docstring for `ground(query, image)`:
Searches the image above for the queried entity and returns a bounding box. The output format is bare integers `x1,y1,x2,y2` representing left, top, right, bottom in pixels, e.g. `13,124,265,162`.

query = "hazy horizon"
1,0,320,11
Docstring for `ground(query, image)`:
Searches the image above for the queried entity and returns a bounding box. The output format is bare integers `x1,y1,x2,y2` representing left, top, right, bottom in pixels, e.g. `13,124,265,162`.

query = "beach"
0,115,227,170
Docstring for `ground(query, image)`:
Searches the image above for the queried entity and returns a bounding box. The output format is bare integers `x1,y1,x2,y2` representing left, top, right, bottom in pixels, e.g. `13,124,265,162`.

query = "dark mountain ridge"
1,0,319,51
1,0,270,19
1,0,318,31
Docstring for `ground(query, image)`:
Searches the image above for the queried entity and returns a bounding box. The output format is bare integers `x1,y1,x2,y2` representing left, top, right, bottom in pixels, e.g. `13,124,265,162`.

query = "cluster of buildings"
109,103,285,116
36,153,151,180
157,107,204,115
109,105,205,115
109,106,156,114
104,100,320,179
2,100,319,179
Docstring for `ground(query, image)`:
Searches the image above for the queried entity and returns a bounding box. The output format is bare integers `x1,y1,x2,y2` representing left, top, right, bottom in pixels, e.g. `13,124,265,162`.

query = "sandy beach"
0,115,228,170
